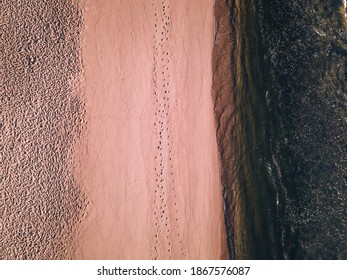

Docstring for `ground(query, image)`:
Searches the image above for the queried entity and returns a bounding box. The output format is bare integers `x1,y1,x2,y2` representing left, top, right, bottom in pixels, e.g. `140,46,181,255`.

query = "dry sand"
74,0,228,259
0,0,87,259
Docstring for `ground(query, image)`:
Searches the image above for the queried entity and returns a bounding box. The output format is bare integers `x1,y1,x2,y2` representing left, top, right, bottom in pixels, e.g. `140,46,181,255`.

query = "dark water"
235,0,347,259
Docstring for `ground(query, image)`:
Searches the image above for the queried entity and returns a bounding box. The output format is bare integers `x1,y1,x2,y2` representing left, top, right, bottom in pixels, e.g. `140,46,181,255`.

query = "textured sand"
74,0,227,259
0,0,87,259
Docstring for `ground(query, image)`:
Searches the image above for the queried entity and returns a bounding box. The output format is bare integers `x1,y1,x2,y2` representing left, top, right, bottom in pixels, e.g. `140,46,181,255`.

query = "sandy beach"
74,0,227,259
2,0,347,263
0,0,228,260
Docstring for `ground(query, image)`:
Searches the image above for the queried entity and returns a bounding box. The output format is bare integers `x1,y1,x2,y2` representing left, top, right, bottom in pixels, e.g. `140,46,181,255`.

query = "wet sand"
74,0,227,259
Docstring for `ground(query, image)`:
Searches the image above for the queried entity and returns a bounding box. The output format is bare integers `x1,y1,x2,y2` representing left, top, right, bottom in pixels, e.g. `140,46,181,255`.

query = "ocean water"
234,0,347,259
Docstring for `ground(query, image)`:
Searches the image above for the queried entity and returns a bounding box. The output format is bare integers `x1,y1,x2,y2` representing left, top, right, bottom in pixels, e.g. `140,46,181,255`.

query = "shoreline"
212,0,239,259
